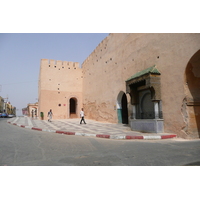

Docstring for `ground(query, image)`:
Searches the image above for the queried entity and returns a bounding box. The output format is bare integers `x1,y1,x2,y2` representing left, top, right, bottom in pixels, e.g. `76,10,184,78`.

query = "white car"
8,114,15,118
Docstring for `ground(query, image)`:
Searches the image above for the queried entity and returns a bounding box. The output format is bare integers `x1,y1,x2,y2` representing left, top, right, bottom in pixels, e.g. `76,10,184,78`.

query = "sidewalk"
7,116,177,140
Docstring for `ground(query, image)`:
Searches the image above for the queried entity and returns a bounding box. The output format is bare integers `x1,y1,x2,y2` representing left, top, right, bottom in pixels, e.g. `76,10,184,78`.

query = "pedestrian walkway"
7,116,177,140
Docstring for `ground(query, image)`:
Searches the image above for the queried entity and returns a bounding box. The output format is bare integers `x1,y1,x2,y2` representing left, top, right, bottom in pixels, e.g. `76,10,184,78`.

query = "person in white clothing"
80,108,86,124
48,109,53,122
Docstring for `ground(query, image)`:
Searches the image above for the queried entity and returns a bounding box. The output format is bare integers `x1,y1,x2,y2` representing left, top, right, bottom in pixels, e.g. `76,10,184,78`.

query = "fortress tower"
38,59,83,120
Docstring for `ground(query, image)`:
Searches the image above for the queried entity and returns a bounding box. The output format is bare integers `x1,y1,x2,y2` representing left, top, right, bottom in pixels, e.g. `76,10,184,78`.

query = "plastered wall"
38,59,83,120
82,33,200,138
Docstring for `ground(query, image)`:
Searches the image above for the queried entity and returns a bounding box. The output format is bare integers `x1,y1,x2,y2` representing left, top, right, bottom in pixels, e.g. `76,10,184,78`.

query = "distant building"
22,103,38,118
27,103,38,118
6,102,16,115
38,33,200,139
0,96,4,113
22,107,28,116
0,97,16,115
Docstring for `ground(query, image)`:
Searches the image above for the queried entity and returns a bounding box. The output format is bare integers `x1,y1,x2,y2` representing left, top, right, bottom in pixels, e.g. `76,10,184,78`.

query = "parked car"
1,113,8,118
0,113,2,117
8,114,15,118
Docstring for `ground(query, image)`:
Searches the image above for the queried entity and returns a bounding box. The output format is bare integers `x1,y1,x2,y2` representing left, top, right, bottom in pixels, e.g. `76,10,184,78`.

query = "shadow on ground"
184,161,200,166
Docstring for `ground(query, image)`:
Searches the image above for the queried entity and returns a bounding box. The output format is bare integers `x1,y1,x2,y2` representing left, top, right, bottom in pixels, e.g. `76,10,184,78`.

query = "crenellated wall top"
40,59,80,69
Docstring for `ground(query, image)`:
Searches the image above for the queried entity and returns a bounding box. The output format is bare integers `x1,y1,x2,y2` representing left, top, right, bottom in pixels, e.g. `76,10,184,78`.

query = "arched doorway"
69,98,77,118
184,50,200,138
121,93,128,124
117,91,128,124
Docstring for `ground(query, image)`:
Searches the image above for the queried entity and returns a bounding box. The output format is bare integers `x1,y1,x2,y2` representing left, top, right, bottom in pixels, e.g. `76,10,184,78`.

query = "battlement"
41,59,80,69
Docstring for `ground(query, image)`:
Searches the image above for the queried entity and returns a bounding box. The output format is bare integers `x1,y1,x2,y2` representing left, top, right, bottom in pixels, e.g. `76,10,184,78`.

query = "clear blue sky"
0,33,109,115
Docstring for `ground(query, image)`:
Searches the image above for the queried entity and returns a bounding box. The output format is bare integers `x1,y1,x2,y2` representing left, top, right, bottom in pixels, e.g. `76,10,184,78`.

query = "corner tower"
38,59,83,120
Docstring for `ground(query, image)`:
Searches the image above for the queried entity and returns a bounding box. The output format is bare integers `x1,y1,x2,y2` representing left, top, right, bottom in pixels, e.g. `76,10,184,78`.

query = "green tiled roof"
126,65,160,81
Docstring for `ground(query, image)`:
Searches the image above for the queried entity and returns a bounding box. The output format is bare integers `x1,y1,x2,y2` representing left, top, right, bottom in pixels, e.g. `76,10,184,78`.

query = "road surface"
0,118,200,166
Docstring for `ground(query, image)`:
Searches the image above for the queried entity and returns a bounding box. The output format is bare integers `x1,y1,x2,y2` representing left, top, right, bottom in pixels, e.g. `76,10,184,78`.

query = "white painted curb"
143,136,161,140
110,135,126,139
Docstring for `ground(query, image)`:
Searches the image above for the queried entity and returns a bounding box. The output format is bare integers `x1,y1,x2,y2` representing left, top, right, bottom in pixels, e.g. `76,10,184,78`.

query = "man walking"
48,109,53,122
80,108,86,124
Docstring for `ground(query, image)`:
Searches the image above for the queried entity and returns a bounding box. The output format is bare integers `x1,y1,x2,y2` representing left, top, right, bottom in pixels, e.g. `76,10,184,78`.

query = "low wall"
130,119,164,133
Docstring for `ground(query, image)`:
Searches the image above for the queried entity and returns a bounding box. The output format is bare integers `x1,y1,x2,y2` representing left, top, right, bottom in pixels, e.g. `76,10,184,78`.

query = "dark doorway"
69,98,77,118
121,93,128,124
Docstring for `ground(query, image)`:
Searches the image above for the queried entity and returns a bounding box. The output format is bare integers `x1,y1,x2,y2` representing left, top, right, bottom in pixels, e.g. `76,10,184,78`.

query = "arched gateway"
117,91,128,124
183,50,200,138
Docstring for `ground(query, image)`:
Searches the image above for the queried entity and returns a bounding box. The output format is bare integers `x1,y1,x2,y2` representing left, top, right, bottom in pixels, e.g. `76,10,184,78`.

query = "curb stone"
7,121,177,140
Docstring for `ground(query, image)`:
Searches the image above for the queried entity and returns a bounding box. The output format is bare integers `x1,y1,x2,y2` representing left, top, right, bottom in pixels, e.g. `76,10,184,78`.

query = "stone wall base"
130,119,164,133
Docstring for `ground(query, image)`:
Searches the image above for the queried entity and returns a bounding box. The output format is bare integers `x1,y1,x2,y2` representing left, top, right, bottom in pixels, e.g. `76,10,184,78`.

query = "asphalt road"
0,118,200,166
